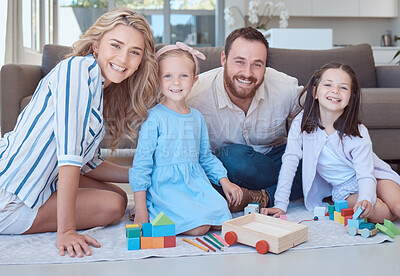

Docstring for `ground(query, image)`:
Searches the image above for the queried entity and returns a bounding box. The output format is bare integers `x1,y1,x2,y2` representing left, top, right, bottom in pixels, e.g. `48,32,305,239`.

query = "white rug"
0,200,394,265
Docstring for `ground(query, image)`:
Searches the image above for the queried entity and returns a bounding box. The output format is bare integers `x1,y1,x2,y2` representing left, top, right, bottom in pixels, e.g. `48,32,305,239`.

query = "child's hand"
220,178,243,207
260,207,285,218
133,209,149,228
354,200,373,219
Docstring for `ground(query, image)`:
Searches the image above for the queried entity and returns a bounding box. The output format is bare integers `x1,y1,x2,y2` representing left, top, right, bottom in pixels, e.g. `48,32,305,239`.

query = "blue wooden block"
353,206,363,220
127,237,140,250
334,200,348,213
329,213,334,220
142,223,153,237
152,224,175,237
348,219,360,229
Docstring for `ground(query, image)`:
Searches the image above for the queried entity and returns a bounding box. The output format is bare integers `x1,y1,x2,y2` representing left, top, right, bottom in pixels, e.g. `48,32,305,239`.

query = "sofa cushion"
361,88,400,129
267,44,377,88
42,44,72,77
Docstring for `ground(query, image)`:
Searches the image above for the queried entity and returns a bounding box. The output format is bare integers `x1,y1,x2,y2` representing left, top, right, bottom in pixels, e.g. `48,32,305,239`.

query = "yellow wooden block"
340,215,345,224
141,237,153,249
152,237,164,248
126,224,139,228
334,211,341,222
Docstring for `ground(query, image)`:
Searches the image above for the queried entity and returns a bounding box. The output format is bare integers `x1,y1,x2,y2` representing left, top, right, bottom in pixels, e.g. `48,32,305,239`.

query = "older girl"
262,62,400,223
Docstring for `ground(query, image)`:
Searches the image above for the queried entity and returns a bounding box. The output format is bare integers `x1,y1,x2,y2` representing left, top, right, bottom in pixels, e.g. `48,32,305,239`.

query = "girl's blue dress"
129,104,232,234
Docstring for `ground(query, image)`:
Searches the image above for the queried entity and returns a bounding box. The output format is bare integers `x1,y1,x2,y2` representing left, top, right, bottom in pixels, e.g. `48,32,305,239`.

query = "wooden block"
164,236,176,248
353,206,363,220
152,224,175,237
341,208,354,217
334,211,341,222
244,205,258,214
140,237,153,249
334,200,348,213
384,219,400,235
348,219,360,229
314,207,326,218
151,212,174,226
127,237,140,250
221,213,308,254
328,205,335,214
126,226,141,238
126,224,140,228
142,223,153,237
152,237,164,248
359,222,375,231
329,213,334,220
376,223,395,238
340,215,344,225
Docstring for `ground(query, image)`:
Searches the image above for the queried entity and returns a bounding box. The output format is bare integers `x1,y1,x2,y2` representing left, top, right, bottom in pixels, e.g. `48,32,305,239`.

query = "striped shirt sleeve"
53,56,99,167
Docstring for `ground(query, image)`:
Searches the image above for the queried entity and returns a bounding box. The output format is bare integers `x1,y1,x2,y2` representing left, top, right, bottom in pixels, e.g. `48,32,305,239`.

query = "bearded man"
186,27,303,212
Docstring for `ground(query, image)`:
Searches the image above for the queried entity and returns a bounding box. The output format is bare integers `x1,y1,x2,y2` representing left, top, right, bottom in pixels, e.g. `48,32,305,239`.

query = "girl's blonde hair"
68,8,158,150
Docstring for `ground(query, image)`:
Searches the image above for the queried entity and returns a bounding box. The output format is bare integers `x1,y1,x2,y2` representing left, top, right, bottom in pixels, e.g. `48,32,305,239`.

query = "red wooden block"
341,208,354,217
164,236,176,248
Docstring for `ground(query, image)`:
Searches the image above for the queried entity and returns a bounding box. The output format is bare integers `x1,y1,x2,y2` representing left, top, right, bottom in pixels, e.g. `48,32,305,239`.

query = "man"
186,27,303,212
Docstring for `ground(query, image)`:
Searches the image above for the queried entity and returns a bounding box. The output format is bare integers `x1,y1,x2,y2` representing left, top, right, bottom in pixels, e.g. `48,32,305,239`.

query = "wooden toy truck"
222,213,308,254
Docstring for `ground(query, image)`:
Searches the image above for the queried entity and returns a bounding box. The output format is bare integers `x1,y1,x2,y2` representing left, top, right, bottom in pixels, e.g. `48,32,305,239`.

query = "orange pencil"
213,232,230,247
196,237,216,252
183,238,209,252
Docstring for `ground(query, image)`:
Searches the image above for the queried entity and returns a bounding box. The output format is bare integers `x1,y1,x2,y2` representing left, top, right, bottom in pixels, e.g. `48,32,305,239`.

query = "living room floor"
1,156,399,275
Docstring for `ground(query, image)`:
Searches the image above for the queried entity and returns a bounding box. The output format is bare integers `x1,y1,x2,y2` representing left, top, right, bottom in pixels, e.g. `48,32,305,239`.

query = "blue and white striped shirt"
0,55,105,209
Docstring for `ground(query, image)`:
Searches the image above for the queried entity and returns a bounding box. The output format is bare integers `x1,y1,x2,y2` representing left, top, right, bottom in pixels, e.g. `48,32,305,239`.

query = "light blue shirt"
0,55,105,209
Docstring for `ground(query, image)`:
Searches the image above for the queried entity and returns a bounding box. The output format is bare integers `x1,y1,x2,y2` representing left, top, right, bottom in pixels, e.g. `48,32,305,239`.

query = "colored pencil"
207,233,224,247
183,238,209,252
212,232,230,247
196,237,216,252
203,236,223,251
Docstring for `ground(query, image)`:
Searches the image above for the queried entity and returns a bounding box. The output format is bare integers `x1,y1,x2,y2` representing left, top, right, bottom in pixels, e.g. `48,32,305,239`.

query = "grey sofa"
1,43,400,167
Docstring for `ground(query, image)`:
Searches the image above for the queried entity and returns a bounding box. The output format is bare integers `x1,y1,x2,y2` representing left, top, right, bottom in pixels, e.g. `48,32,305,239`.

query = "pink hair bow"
156,42,206,73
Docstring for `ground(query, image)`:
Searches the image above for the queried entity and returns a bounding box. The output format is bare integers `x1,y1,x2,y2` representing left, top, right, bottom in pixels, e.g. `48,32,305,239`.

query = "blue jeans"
213,144,303,207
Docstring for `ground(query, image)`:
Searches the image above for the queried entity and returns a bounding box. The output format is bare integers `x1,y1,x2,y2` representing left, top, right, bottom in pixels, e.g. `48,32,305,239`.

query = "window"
58,0,223,47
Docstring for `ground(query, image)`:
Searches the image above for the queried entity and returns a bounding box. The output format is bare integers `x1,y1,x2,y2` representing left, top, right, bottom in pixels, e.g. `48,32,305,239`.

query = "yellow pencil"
183,238,209,252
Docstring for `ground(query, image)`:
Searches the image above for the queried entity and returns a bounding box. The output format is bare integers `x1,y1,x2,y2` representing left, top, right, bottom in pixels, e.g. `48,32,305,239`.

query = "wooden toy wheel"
255,240,269,254
361,228,370,238
348,227,357,236
224,231,238,245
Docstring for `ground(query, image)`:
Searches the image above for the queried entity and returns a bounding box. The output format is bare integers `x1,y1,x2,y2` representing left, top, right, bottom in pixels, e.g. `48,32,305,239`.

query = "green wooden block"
151,212,174,226
126,227,141,238
328,205,335,214
384,219,400,236
376,223,395,238
359,222,375,231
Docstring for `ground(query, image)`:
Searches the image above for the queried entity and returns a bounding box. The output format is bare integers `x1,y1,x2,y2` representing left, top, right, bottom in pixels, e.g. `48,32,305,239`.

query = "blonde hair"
68,8,158,150
156,49,196,102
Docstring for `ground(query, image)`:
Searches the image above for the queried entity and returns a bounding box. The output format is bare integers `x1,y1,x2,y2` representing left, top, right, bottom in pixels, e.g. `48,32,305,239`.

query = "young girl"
0,8,158,258
261,62,400,223
129,42,243,235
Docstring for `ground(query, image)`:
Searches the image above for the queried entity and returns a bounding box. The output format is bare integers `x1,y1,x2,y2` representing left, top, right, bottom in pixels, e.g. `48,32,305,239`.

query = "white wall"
224,0,400,47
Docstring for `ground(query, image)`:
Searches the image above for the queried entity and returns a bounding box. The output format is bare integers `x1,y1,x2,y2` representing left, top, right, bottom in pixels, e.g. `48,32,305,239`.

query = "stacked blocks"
126,212,176,250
